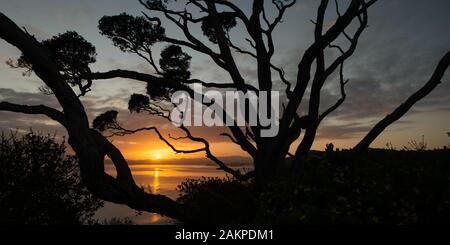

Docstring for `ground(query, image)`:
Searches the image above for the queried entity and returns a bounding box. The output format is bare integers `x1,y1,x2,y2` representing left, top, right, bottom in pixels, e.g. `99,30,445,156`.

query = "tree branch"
87,69,258,158
105,118,254,181
354,51,450,151
0,12,187,221
293,0,329,160
0,101,67,126
318,61,348,123
277,0,377,153
228,40,292,96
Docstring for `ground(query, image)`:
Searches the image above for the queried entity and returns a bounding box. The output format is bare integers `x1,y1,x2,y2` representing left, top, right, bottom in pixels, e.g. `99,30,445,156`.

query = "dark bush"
178,149,450,224
177,177,256,224
0,131,103,224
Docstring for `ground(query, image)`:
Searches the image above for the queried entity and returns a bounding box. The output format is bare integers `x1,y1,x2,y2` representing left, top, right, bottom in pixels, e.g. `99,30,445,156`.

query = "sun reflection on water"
101,162,236,224
152,167,160,193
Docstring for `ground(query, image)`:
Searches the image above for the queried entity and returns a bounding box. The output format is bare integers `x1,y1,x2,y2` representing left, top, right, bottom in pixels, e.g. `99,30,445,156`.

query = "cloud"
0,81,236,157
316,122,371,140
0,88,61,109
0,89,65,135
1,0,449,151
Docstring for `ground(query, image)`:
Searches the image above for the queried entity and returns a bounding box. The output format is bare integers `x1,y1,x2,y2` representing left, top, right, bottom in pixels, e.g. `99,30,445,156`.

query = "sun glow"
144,149,170,160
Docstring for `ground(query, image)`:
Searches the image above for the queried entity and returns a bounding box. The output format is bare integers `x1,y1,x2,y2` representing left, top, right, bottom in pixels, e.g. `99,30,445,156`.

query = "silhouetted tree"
0,0,449,222
0,131,103,224
7,31,96,96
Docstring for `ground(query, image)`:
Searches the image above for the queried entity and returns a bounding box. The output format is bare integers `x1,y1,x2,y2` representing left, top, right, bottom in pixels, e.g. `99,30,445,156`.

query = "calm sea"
95,162,232,224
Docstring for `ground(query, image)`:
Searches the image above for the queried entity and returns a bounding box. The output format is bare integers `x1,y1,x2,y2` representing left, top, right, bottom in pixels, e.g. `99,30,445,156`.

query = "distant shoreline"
105,156,254,167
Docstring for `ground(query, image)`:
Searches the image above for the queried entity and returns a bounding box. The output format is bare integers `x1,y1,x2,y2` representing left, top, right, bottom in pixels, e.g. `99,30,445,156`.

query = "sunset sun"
145,149,170,160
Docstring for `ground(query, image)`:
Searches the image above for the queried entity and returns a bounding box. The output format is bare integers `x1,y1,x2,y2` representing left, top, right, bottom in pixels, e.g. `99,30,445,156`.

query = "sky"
0,0,449,161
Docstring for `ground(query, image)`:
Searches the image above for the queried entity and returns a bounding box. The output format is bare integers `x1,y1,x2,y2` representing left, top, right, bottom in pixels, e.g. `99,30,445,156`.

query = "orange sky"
110,130,247,160
109,109,450,161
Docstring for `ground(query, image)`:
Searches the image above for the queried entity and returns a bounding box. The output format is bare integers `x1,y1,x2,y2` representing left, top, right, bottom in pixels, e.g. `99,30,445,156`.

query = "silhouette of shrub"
178,149,450,224
256,149,450,224
0,131,103,224
177,177,256,224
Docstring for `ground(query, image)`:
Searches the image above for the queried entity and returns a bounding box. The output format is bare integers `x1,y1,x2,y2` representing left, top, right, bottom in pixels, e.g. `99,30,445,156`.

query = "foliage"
403,135,428,151
98,13,165,53
98,217,134,225
146,82,173,100
159,45,191,80
178,149,450,224
92,110,119,132
99,13,192,100
0,131,103,224
10,31,96,87
128,94,151,113
144,0,172,11
260,149,450,224
177,177,256,224
201,12,237,43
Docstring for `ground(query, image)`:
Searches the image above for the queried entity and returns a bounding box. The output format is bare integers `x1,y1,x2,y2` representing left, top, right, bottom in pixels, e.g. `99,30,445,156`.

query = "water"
95,162,229,224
